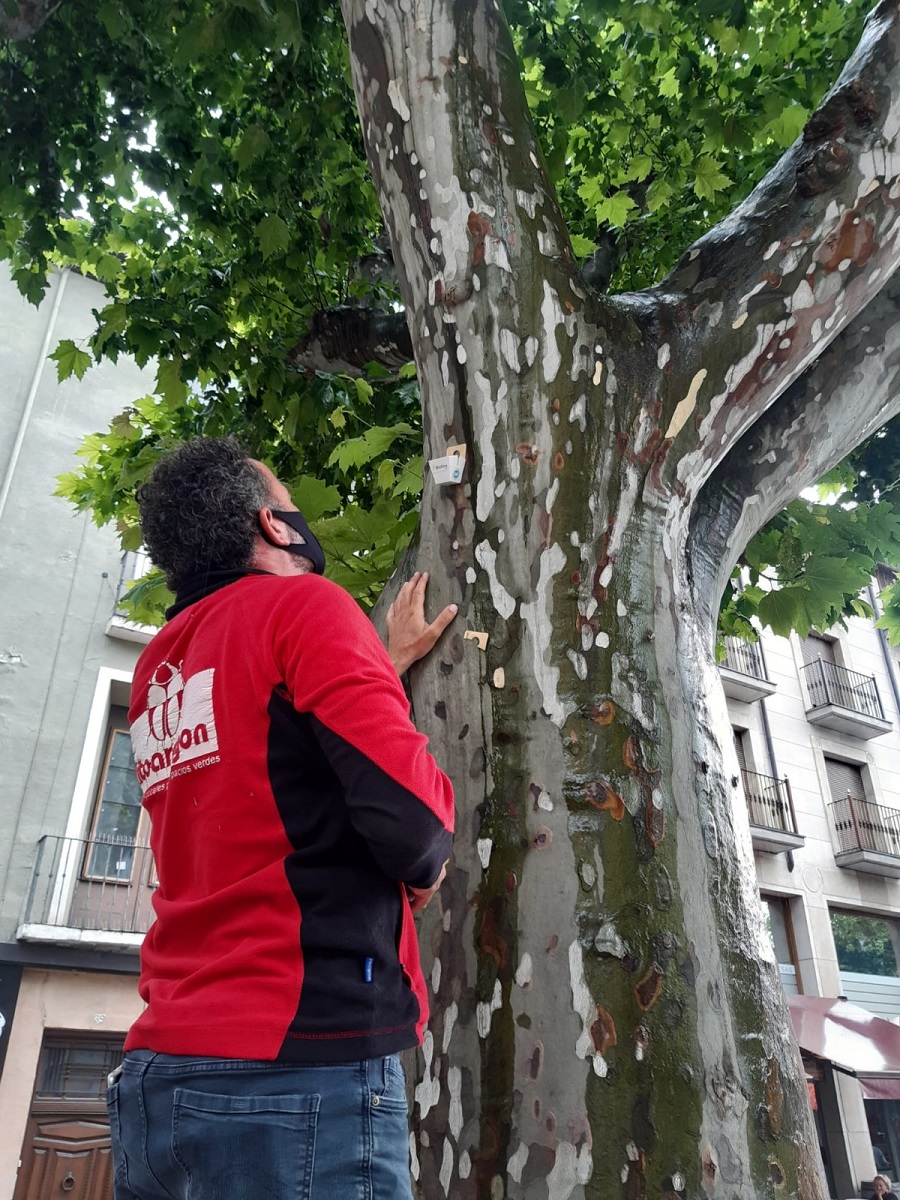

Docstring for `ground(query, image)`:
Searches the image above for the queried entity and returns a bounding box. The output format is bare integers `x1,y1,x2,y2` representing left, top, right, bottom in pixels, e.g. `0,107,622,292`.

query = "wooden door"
14,1115,114,1200
13,1036,124,1200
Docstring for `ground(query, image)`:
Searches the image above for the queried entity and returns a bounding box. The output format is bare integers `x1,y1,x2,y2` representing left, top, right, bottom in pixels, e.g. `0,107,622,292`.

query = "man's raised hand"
386,572,457,676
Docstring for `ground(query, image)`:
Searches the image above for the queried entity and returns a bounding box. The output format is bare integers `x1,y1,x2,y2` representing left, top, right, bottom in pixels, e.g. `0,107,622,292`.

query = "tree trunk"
342,1,900,1195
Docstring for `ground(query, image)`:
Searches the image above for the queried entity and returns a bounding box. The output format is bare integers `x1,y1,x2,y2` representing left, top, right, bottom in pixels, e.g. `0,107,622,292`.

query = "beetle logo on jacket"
131,661,220,795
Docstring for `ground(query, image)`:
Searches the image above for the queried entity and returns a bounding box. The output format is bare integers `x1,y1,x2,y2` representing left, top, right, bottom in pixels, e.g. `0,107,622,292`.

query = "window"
83,707,144,882
865,1099,900,1183
36,1036,125,1102
825,757,865,806
733,729,749,772
763,895,801,994
830,910,898,978
802,633,837,666
824,756,900,858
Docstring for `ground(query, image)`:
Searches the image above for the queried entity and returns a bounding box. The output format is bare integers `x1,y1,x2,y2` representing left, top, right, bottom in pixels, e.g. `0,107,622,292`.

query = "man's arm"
272,576,455,904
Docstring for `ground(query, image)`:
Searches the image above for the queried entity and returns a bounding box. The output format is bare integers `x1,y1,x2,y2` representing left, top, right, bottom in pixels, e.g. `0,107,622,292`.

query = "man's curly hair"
138,438,272,590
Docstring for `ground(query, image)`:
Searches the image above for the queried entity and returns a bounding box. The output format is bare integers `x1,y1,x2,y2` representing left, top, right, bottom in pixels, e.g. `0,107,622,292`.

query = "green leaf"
392,455,423,498
49,339,92,382
156,357,188,406
646,178,675,214
234,125,271,172
875,581,900,646
326,422,417,473
120,568,171,628
354,377,374,406
117,519,144,552
594,191,637,228
376,459,396,492
624,154,653,184
762,103,809,148
398,361,417,380
97,1,129,39
758,587,813,638
569,234,597,258
256,214,290,261
803,555,868,598
94,253,123,282
693,157,731,202
290,474,342,521
659,68,681,99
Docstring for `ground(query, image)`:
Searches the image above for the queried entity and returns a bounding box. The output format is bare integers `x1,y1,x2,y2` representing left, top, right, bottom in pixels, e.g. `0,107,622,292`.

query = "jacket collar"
166,568,273,620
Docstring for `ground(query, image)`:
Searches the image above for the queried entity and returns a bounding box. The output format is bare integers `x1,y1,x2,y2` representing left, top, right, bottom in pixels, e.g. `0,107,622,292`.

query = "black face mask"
261,509,326,575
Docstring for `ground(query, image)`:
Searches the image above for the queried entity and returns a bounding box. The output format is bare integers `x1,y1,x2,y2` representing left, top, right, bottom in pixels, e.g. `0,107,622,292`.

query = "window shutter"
824,757,864,803
732,731,748,771
802,634,835,665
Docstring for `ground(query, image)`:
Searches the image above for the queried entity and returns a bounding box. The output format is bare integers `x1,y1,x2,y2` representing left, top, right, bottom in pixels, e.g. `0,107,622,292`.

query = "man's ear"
257,506,291,547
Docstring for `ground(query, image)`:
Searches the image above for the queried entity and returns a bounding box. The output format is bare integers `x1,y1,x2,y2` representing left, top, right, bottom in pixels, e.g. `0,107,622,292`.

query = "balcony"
106,549,156,645
741,768,804,854
17,835,155,951
829,796,900,878
802,660,891,739
719,637,777,703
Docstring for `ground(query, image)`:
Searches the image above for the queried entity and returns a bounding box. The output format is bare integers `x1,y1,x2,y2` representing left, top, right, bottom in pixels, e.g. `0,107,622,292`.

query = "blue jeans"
107,1050,414,1200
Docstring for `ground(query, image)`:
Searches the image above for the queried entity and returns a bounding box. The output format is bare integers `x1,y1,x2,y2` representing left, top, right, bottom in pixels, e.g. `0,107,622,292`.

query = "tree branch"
688,270,900,615
649,0,900,494
286,305,413,377
338,0,588,440
0,0,66,40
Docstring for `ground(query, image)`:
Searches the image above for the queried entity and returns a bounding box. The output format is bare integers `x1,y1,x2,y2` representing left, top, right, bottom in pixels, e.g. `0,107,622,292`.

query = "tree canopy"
3,0,899,634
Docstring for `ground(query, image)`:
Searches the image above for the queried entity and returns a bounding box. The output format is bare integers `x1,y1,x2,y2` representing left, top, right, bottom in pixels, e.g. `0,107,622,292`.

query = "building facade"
0,266,151,1200
723,603,900,1199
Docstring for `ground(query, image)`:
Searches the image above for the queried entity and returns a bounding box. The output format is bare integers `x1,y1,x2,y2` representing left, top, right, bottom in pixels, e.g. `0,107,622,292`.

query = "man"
108,437,456,1200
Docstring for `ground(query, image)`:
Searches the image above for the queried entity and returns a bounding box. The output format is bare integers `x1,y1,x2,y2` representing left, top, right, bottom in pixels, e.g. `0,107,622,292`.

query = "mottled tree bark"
342,1,900,1197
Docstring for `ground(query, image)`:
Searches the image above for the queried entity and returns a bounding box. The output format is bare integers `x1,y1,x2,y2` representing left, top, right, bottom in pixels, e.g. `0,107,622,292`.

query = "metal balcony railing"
21,835,155,936
741,768,798,835
722,636,769,681
802,659,885,721
830,795,900,858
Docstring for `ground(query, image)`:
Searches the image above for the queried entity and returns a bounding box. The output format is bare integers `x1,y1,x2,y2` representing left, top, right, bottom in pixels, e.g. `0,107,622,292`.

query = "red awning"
787,995,900,1080
860,1076,900,1101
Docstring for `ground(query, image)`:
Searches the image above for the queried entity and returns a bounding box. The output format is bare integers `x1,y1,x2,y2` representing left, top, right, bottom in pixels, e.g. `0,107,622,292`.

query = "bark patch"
467,210,492,267
477,898,509,967
527,1040,543,1080
589,701,616,725
635,963,664,1011
590,1005,617,1054
764,1056,783,1136
515,442,541,465
815,207,876,272
646,798,665,847
585,777,625,820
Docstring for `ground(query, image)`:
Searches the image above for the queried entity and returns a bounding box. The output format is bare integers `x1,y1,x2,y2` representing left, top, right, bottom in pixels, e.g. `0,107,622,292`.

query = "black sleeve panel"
310,716,452,889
